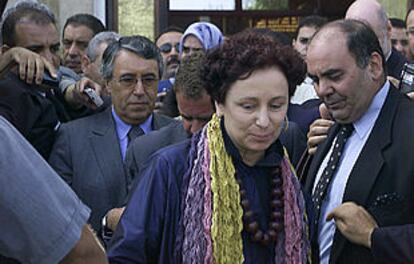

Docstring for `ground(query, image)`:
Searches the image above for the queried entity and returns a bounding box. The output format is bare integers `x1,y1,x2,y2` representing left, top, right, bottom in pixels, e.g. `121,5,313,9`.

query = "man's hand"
154,91,167,112
307,118,334,154
307,103,334,154
407,91,414,100
0,47,57,83
387,75,400,89
106,207,125,232
64,77,102,109
327,202,378,248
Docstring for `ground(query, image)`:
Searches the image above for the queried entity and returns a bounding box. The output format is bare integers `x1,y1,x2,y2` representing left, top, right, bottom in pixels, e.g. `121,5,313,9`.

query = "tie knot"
339,124,354,138
128,125,144,144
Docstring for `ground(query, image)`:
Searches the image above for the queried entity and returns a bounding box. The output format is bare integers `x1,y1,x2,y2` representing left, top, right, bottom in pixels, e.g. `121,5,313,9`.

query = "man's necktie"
127,125,144,146
312,124,354,225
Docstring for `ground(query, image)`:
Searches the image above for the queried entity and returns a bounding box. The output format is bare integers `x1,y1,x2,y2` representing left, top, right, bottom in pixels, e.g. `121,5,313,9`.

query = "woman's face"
217,67,289,165
182,35,203,58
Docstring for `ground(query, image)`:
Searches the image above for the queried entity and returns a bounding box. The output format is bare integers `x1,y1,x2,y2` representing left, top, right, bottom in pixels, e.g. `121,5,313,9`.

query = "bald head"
345,0,391,57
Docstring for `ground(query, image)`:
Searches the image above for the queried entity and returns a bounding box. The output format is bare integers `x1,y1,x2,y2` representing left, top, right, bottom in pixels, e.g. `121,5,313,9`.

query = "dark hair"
253,28,291,46
101,35,163,80
155,25,184,43
316,19,386,72
63,13,105,36
174,52,206,99
390,17,406,29
201,30,306,104
295,15,328,37
1,1,56,46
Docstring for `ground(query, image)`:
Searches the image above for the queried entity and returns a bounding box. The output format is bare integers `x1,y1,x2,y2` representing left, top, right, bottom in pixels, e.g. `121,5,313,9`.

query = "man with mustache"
154,27,183,109
156,27,182,81
48,36,177,232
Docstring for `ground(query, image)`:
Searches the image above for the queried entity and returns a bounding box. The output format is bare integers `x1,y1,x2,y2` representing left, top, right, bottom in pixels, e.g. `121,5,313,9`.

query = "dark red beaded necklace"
236,165,284,246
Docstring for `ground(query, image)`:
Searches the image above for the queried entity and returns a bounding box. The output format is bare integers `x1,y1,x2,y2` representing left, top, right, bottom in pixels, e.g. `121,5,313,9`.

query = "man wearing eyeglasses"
48,35,177,233
155,27,183,81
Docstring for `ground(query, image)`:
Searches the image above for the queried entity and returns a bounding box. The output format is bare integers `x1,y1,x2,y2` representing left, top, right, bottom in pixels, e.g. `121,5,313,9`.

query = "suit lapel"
89,108,126,193
330,86,398,263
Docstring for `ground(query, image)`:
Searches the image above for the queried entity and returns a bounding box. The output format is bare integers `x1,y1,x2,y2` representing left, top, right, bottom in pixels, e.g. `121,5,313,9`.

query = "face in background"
81,42,108,89
217,67,289,165
293,26,317,60
176,91,214,134
181,35,203,58
13,21,60,69
156,31,182,80
107,50,159,125
406,10,414,60
345,0,392,58
391,26,409,57
307,28,382,124
62,24,94,73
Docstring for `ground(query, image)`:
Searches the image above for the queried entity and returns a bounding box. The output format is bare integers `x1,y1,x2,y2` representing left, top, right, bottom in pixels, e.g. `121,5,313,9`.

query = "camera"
84,87,104,107
399,62,414,94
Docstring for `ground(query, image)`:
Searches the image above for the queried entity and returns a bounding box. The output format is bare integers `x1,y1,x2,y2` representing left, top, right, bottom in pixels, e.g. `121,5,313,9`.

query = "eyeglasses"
159,43,180,53
115,74,158,89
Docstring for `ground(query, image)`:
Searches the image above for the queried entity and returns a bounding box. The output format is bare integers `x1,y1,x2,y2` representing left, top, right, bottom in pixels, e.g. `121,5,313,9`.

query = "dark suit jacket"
371,224,414,264
0,73,69,159
48,107,175,230
303,85,414,263
387,48,407,79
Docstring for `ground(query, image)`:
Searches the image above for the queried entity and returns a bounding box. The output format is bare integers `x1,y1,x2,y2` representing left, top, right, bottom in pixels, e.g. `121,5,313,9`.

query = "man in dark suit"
48,35,176,232
304,19,414,263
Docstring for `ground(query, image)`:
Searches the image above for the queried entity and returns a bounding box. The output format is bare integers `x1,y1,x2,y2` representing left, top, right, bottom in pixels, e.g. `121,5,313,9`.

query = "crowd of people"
1,0,414,263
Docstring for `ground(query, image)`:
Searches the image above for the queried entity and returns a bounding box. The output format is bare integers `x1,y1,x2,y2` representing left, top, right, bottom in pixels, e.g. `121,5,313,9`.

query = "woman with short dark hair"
108,30,310,263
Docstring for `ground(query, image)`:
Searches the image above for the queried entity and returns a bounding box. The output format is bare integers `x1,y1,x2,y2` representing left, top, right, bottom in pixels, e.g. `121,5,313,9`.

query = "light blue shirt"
111,107,153,160
314,81,390,264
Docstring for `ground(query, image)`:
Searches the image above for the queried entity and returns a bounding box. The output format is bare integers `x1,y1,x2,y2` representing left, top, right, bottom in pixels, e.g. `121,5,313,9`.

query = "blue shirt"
111,107,153,160
314,81,390,264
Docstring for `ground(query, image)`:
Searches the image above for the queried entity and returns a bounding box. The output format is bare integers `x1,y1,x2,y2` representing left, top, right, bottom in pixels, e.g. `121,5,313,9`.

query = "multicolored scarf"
179,114,310,263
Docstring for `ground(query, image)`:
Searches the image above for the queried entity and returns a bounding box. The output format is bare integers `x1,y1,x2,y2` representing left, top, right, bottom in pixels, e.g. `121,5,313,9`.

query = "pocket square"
369,192,404,208
368,192,405,221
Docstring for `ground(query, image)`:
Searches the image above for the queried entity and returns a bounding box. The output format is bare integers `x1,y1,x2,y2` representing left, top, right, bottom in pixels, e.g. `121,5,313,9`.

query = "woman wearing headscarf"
159,22,223,117
108,30,310,263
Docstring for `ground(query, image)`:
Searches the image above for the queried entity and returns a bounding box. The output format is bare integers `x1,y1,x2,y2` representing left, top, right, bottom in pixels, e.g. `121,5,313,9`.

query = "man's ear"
81,54,90,74
368,52,384,81
386,19,392,40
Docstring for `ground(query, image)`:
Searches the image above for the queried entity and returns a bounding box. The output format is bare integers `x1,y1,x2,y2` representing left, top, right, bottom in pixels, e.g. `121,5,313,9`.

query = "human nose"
132,78,145,94
68,43,79,56
190,120,206,134
315,80,331,97
256,107,270,128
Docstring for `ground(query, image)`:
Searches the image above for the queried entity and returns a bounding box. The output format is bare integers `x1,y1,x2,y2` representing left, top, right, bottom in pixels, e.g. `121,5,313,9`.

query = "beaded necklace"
236,165,284,246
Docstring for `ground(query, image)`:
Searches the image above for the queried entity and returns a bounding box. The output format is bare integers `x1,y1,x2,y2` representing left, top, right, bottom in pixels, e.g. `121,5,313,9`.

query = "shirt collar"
352,81,389,139
111,106,153,140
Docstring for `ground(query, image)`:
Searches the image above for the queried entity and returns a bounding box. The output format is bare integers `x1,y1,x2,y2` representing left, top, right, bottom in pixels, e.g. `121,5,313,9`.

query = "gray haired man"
48,35,177,232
